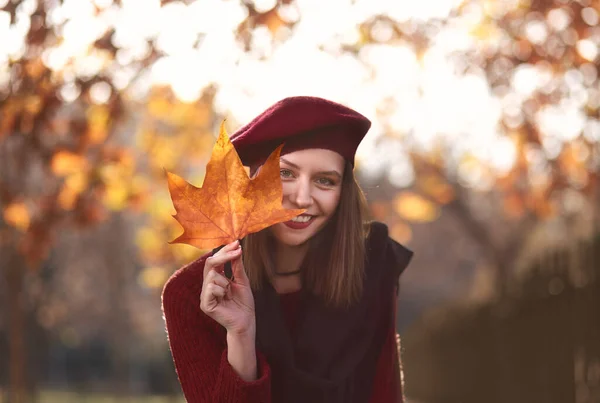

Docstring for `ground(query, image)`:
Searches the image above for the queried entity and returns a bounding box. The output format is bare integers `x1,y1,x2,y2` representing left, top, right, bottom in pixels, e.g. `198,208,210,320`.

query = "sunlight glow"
576,39,598,61
581,7,599,27
354,0,466,22
525,19,548,45
537,104,586,142
512,64,542,96
90,82,112,104
547,8,571,31
583,119,600,142
2,0,596,190
0,11,10,66
253,0,277,13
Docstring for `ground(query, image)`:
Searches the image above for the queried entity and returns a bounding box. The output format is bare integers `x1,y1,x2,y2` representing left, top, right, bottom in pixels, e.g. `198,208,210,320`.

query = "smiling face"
265,148,345,248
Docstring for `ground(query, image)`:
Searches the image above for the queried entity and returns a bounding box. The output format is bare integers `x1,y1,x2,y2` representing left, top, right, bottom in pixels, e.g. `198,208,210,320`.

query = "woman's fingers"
204,241,242,277
209,248,241,268
205,269,230,288
201,240,244,314
200,283,228,312
207,283,227,298
222,239,240,252
231,255,249,285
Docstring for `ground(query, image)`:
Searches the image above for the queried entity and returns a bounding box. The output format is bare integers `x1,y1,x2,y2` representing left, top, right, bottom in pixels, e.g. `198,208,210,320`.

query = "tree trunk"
106,213,131,397
4,244,28,403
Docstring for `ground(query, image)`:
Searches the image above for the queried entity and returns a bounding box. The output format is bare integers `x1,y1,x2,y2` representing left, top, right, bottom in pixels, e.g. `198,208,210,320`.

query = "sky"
1,0,599,189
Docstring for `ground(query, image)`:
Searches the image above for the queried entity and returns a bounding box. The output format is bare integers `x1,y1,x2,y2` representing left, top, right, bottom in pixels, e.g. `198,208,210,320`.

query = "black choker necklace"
274,268,303,276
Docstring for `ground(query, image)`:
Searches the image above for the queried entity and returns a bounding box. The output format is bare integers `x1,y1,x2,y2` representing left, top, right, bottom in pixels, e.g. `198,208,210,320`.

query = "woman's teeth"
291,215,313,223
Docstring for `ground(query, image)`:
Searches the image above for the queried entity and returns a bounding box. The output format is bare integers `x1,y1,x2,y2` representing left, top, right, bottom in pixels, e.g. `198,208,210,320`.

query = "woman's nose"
291,179,313,208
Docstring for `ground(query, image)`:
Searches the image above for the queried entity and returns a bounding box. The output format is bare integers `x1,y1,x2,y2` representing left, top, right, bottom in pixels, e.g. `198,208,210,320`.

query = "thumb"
231,254,250,285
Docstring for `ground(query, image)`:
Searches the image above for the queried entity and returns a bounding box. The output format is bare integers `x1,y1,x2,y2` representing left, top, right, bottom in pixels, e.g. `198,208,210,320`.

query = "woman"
162,96,413,403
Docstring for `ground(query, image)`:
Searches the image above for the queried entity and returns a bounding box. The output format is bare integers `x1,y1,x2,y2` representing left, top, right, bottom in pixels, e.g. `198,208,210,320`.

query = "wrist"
226,330,257,382
226,318,256,339
226,325,255,348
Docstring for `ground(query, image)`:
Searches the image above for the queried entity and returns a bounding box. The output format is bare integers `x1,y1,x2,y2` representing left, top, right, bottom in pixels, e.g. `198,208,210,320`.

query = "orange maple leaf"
166,121,305,250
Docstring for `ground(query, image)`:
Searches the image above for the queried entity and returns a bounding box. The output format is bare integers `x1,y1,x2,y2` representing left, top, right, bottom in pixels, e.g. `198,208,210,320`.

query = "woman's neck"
274,242,308,275
271,242,307,294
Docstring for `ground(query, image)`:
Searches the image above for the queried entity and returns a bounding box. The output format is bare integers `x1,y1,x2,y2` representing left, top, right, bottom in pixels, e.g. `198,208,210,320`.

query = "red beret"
230,96,371,167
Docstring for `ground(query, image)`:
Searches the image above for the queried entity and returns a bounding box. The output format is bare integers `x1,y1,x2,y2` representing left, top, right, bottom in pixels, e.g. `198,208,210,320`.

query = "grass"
38,391,186,403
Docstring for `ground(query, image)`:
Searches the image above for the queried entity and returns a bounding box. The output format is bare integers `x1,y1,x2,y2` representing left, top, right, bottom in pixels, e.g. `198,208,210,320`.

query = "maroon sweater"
162,254,404,403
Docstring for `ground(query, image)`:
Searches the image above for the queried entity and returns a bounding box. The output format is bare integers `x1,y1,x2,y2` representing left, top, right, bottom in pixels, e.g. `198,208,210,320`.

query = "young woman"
162,96,413,403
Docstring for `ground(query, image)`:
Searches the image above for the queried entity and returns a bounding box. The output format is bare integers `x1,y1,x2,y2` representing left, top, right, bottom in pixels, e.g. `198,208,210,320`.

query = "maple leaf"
166,121,305,250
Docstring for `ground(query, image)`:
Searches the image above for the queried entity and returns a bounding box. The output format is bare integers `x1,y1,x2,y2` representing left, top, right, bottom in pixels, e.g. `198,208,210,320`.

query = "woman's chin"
274,232,311,248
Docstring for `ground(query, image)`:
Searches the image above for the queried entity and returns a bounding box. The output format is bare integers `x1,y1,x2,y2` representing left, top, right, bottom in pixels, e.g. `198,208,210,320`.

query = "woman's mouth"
283,214,315,230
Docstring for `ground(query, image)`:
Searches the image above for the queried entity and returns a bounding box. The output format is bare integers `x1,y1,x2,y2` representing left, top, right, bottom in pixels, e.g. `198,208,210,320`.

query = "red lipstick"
283,215,315,230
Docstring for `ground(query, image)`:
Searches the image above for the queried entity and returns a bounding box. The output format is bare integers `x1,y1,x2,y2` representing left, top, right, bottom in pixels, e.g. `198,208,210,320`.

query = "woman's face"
268,148,345,247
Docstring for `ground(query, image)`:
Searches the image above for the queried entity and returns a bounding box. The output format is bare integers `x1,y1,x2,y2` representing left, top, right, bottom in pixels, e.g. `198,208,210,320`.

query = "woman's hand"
200,240,256,336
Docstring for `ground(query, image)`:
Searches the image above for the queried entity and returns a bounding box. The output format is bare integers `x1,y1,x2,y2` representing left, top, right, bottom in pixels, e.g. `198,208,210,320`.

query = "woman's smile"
283,214,316,229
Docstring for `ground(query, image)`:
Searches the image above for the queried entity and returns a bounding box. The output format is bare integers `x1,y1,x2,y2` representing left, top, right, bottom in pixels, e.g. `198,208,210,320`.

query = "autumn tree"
0,0,152,400
351,0,600,293
443,0,599,292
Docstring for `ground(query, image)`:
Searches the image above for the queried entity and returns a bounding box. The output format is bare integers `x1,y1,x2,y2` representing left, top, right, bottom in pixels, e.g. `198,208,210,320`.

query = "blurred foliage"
359,0,599,290
131,86,218,285
1,0,597,286
1,5,128,268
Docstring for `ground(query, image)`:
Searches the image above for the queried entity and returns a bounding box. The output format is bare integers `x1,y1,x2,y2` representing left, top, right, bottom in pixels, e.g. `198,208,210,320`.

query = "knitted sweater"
162,255,403,403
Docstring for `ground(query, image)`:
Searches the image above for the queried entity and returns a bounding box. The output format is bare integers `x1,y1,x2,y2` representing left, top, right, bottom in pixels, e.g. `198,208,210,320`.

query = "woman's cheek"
281,181,295,198
323,188,341,211
328,192,342,214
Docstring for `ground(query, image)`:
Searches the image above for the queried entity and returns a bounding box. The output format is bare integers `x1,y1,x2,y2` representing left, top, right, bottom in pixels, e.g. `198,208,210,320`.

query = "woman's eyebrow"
280,157,299,169
280,157,342,179
318,170,342,179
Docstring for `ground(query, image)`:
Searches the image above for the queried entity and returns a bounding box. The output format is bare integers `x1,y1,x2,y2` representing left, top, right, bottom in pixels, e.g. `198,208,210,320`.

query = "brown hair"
242,160,371,309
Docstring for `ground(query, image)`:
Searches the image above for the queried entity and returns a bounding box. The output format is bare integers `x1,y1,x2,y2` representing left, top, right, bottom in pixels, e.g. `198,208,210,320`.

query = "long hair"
242,160,371,309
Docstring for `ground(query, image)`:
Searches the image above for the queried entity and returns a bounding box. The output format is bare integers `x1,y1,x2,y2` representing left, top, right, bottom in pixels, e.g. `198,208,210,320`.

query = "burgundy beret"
230,96,371,167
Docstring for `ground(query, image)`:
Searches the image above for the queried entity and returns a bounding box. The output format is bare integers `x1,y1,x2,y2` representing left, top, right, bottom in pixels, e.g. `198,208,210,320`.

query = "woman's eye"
317,177,335,186
280,169,293,178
